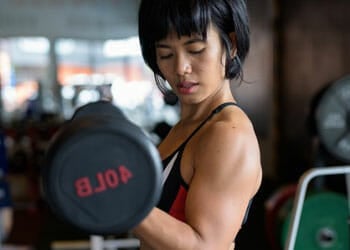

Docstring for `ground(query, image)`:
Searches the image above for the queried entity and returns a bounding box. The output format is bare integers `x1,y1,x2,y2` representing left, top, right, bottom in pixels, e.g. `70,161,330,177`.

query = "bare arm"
186,120,262,248
132,119,262,250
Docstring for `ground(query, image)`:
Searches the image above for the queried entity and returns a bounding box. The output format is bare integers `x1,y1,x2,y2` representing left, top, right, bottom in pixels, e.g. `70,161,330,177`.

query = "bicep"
184,125,261,248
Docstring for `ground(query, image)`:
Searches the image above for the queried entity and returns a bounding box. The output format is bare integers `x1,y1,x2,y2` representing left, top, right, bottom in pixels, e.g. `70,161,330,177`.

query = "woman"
133,0,262,249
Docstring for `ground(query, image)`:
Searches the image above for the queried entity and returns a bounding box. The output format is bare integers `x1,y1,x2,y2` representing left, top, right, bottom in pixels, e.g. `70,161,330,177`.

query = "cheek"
156,60,169,77
156,61,177,86
203,53,226,77
196,56,225,79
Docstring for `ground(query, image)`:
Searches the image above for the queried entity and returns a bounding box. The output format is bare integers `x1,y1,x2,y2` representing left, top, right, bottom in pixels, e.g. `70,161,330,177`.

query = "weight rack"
284,166,350,250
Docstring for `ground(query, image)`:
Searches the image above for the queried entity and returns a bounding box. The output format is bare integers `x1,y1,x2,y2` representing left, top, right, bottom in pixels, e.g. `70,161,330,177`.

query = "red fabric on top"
169,186,187,222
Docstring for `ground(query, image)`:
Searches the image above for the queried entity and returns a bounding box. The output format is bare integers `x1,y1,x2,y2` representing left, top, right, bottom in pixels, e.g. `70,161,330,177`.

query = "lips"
176,81,199,95
176,81,199,94
177,81,198,88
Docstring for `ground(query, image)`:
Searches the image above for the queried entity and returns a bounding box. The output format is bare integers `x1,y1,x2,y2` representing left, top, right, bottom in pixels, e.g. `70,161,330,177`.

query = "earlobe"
230,49,237,59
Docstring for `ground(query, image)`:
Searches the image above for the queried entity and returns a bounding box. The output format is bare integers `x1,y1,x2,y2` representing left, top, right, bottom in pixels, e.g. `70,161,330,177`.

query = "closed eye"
158,53,173,60
189,48,206,55
156,45,173,60
158,48,204,60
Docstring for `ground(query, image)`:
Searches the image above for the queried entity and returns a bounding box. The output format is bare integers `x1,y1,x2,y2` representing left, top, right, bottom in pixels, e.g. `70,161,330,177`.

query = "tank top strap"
179,102,238,148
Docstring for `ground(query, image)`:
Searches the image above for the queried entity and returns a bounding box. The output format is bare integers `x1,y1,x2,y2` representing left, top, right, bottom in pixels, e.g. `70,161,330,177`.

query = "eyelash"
159,48,205,60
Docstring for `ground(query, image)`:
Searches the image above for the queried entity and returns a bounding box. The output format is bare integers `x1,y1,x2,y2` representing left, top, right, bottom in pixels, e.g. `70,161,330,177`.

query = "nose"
175,54,191,76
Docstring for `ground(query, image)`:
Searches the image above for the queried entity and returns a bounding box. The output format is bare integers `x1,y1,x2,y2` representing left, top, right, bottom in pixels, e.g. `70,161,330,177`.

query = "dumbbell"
41,101,162,235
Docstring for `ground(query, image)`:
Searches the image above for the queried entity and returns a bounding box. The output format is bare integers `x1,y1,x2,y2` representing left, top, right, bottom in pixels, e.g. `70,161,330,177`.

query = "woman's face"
155,25,231,104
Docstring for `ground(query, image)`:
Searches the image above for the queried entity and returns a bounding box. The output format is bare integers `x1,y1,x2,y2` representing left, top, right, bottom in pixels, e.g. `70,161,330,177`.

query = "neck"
180,84,235,122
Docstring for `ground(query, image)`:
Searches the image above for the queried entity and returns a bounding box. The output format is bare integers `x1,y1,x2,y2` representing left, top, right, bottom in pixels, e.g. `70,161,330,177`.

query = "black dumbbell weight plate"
42,103,162,235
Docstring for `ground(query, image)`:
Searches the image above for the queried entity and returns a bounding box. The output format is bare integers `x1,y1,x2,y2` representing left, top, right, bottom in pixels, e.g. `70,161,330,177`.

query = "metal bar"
346,174,350,214
90,235,104,250
104,238,140,249
90,235,140,250
284,166,350,250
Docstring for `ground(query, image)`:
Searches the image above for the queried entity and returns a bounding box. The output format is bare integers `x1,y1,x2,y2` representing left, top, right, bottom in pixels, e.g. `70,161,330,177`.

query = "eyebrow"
155,38,205,49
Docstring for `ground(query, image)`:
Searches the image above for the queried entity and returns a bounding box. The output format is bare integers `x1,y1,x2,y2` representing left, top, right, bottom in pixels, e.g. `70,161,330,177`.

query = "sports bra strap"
180,102,237,147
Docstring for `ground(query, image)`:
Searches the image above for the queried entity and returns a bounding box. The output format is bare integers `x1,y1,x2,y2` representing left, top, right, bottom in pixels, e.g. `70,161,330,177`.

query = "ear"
228,32,237,58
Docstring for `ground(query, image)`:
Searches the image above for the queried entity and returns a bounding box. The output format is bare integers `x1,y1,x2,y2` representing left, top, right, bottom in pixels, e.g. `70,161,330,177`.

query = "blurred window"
0,37,179,136
0,37,49,123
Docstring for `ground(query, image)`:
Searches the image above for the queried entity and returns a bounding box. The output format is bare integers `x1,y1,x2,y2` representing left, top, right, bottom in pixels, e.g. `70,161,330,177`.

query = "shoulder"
199,105,259,156
194,106,262,195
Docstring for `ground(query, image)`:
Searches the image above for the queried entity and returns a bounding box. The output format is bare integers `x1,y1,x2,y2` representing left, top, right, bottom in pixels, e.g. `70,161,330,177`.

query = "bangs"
154,0,210,41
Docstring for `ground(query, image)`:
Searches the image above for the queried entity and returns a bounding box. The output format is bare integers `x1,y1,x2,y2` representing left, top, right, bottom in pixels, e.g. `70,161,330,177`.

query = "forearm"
132,208,203,250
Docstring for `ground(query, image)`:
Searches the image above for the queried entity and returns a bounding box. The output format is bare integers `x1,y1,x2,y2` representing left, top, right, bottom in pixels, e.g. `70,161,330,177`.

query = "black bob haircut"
138,0,250,94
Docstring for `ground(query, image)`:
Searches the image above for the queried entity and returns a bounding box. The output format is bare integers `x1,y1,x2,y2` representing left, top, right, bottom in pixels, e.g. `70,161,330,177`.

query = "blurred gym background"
0,0,349,249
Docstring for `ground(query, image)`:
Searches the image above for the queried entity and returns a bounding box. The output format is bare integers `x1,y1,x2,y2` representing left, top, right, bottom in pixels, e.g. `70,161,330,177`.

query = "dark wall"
243,0,350,182
277,0,350,181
